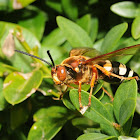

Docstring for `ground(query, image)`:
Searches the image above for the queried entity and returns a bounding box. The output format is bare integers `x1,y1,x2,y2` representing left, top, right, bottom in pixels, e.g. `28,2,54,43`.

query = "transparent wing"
70,47,101,58
85,44,140,64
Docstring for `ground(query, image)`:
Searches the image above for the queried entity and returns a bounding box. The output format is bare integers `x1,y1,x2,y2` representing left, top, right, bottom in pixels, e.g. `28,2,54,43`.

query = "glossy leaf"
134,128,140,138
0,78,8,111
0,0,12,10
10,102,29,130
28,106,71,140
69,89,113,124
77,14,91,34
57,16,93,47
101,22,128,53
100,123,119,137
63,93,76,111
0,62,18,77
104,103,115,122
46,0,62,13
111,1,140,18
136,94,140,114
132,16,140,40
72,117,99,130
0,21,41,72
28,118,65,140
42,28,66,46
13,0,36,9
90,17,98,43
18,6,47,41
61,0,78,20
118,136,137,140
77,133,116,140
41,45,68,65
122,116,133,136
88,0,98,5
100,102,119,136
92,81,103,96
129,48,140,75
3,70,43,105
33,106,69,121
119,99,136,126
117,37,140,64
113,80,137,124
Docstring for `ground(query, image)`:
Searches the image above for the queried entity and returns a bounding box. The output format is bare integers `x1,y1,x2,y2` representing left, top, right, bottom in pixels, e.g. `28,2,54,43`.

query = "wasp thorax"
51,66,67,85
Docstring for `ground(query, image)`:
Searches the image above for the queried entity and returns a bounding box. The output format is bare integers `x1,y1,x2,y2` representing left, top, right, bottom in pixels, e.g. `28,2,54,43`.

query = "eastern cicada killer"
15,44,140,113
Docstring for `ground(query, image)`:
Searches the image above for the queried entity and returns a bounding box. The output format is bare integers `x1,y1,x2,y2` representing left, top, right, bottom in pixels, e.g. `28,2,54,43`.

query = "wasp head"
51,66,67,85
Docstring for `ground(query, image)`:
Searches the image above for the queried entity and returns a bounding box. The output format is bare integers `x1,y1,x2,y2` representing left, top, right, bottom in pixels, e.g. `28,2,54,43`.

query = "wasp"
15,44,140,111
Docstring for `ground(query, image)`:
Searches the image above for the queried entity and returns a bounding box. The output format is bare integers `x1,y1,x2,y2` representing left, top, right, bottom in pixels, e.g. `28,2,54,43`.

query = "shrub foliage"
0,0,140,140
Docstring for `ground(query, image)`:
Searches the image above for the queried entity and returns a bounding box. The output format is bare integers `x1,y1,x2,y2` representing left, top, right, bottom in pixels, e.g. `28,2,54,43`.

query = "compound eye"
57,66,66,81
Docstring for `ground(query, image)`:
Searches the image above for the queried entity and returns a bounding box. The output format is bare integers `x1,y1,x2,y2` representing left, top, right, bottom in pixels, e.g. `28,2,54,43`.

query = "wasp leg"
88,73,96,107
59,85,70,100
59,84,76,99
78,81,82,109
102,87,114,102
59,92,65,100
94,64,139,81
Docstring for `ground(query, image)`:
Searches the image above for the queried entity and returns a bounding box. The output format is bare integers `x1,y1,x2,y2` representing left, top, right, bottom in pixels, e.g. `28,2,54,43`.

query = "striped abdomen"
98,60,140,92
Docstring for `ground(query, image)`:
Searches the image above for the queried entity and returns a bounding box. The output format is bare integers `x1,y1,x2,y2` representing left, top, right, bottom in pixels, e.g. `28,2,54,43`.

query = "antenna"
15,50,53,67
47,50,55,67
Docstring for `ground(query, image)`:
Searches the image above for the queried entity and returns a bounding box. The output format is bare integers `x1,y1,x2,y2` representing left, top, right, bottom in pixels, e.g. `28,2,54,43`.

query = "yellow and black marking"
98,60,140,91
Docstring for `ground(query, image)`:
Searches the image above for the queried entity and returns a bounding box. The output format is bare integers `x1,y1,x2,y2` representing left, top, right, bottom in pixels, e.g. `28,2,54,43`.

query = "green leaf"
3,70,43,105
122,116,133,136
132,16,140,40
0,78,8,110
28,106,70,140
93,81,103,96
33,106,69,121
88,0,98,5
69,89,119,136
136,94,140,114
46,0,62,13
10,102,29,130
100,103,118,136
61,0,78,20
93,38,104,52
41,45,68,65
63,93,76,111
28,119,66,140
0,0,12,10
0,62,18,77
72,117,99,130
77,14,91,34
18,6,47,41
118,136,137,140
129,48,140,75
104,103,115,122
13,0,36,8
77,133,116,140
90,17,98,43
116,37,140,64
57,16,93,47
0,21,41,72
119,98,136,126
100,123,119,137
101,22,128,53
111,1,140,18
42,28,66,46
134,128,140,138
113,80,137,124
